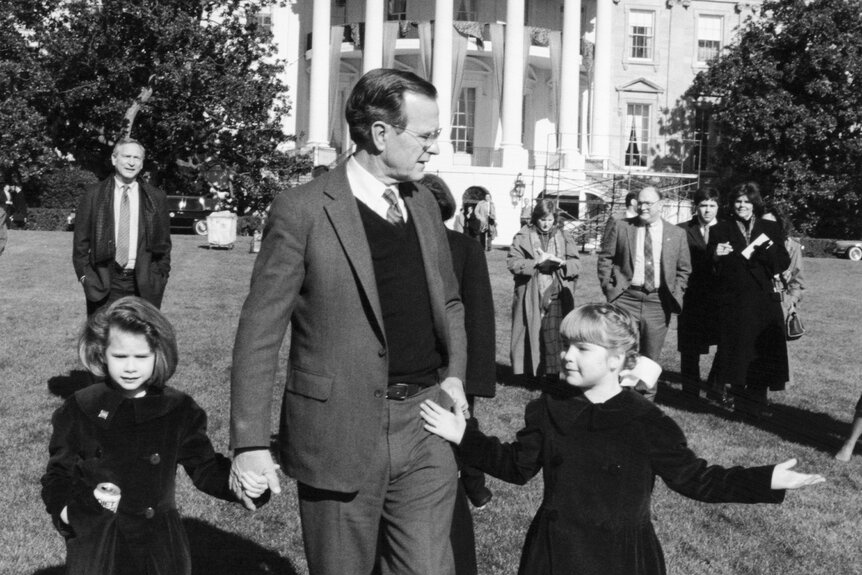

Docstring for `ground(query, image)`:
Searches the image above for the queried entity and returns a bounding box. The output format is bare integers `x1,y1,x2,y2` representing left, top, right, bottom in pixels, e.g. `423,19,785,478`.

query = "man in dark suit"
72,139,171,315
597,187,691,398
229,69,467,575
677,187,721,397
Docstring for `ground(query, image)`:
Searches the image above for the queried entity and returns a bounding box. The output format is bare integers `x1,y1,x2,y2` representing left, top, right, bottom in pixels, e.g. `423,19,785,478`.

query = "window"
629,10,654,60
625,103,650,167
456,0,476,21
696,15,722,64
451,88,476,154
387,0,407,21
254,8,272,33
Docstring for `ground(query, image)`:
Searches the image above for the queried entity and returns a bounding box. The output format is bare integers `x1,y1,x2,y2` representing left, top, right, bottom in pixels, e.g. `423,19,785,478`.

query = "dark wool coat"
41,383,239,575
446,229,496,398
677,219,721,353
707,218,790,390
458,388,784,575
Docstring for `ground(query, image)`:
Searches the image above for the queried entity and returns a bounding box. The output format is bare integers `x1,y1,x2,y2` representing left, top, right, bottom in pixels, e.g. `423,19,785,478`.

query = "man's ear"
370,121,388,153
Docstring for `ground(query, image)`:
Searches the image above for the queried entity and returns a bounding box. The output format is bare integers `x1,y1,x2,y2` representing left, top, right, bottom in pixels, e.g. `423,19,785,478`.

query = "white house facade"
261,0,760,244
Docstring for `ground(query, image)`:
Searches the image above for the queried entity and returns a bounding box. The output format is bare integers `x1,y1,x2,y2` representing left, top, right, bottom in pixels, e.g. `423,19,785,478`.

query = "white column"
559,0,582,169
431,0,455,162
592,0,613,161
307,0,332,148
363,0,384,73
501,0,527,168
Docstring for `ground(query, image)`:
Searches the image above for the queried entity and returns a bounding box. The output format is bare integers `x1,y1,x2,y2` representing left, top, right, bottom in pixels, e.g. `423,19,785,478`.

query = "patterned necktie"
116,185,131,268
383,188,403,225
643,223,655,292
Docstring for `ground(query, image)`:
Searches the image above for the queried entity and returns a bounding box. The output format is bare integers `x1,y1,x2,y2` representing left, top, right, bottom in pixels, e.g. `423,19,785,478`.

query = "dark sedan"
167,195,217,235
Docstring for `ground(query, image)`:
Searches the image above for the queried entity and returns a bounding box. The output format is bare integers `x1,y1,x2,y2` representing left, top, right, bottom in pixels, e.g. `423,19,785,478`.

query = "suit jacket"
446,229,496,398
230,163,467,492
597,217,690,313
72,177,171,307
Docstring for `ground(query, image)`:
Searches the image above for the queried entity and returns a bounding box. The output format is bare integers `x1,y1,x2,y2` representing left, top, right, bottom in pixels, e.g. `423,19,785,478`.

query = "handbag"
785,306,805,340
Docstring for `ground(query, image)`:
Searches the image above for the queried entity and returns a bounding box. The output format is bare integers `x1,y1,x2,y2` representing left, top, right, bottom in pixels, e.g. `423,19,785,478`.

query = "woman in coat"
508,199,579,382
709,182,790,414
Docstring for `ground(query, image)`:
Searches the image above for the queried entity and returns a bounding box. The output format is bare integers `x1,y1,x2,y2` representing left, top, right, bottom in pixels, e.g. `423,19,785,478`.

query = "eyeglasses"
390,124,443,149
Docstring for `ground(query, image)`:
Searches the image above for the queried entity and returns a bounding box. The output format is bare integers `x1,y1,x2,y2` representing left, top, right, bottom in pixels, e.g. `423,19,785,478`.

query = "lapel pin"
98,410,109,420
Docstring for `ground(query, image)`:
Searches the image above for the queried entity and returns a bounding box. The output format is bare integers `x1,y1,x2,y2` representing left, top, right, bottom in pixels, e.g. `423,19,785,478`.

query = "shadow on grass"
47,370,92,399
185,517,300,574
657,374,849,455
30,518,298,575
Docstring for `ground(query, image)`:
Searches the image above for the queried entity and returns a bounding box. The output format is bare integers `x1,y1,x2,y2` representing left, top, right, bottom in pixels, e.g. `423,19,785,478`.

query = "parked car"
832,240,862,261
167,195,217,235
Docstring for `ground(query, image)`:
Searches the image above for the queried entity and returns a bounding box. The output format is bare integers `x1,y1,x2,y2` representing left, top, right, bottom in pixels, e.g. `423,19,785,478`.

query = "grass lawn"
1,229,861,575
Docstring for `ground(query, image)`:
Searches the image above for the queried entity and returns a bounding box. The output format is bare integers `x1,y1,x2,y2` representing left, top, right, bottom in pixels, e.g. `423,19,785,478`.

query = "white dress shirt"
345,156,409,223
633,219,663,288
113,178,140,269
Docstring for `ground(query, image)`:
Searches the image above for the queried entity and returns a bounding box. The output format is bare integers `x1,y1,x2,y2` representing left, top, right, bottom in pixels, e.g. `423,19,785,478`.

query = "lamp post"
509,173,526,207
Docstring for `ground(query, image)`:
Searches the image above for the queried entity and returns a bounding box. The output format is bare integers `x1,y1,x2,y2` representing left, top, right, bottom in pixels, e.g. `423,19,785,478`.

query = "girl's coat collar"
74,381,184,428
543,388,656,433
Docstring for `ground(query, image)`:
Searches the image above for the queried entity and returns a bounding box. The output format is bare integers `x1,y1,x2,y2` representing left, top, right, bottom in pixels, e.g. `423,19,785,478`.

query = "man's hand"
230,449,282,510
440,376,469,417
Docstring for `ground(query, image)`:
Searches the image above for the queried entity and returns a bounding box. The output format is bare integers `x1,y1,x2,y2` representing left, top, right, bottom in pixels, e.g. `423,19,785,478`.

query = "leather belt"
113,262,135,276
385,383,428,401
628,285,656,295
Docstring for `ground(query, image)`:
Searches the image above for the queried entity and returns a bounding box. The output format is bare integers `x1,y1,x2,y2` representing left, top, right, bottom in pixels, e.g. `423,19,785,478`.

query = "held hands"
770,458,826,490
230,449,282,510
440,376,470,418
420,399,467,445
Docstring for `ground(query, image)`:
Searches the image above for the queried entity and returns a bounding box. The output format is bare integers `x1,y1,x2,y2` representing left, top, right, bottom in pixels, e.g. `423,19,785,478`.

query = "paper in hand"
740,233,771,260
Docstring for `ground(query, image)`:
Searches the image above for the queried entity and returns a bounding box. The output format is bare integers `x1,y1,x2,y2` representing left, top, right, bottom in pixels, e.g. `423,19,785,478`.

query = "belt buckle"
386,383,410,400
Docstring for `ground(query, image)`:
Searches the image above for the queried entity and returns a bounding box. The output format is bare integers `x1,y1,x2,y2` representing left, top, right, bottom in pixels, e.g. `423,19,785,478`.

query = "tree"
0,0,57,184
33,0,308,203
685,0,862,238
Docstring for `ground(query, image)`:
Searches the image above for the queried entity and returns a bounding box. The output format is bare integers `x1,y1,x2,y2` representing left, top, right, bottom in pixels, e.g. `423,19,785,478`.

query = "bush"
24,208,74,231
27,165,99,209
798,237,836,258
237,214,265,236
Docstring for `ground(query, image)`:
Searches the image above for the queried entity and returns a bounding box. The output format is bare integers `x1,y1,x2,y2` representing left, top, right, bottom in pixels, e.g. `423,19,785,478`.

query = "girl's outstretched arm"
770,459,826,490
420,399,466,444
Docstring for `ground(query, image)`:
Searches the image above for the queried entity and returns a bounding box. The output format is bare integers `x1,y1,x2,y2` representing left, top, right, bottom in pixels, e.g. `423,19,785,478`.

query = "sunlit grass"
2,230,860,575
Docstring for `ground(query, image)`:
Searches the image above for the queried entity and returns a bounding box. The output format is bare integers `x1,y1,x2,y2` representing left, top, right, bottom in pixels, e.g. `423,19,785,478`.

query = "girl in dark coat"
421,302,824,575
41,297,267,575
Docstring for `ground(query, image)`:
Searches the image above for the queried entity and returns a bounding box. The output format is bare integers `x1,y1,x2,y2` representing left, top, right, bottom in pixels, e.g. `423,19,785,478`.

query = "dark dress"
677,219,721,354
41,383,241,575
458,388,784,575
708,218,790,394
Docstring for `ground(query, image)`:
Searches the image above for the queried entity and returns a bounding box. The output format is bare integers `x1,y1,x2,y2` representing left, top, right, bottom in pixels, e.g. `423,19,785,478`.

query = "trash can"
206,211,236,249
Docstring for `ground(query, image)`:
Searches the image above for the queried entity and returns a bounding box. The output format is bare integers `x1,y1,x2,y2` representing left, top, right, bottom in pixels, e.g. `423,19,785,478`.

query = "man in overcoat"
229,69,467,575
597,187,690,396
72,139,171,315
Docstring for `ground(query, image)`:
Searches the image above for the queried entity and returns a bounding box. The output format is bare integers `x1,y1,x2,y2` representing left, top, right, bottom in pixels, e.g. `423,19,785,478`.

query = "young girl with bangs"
41,296,267,575
421,302,824,575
